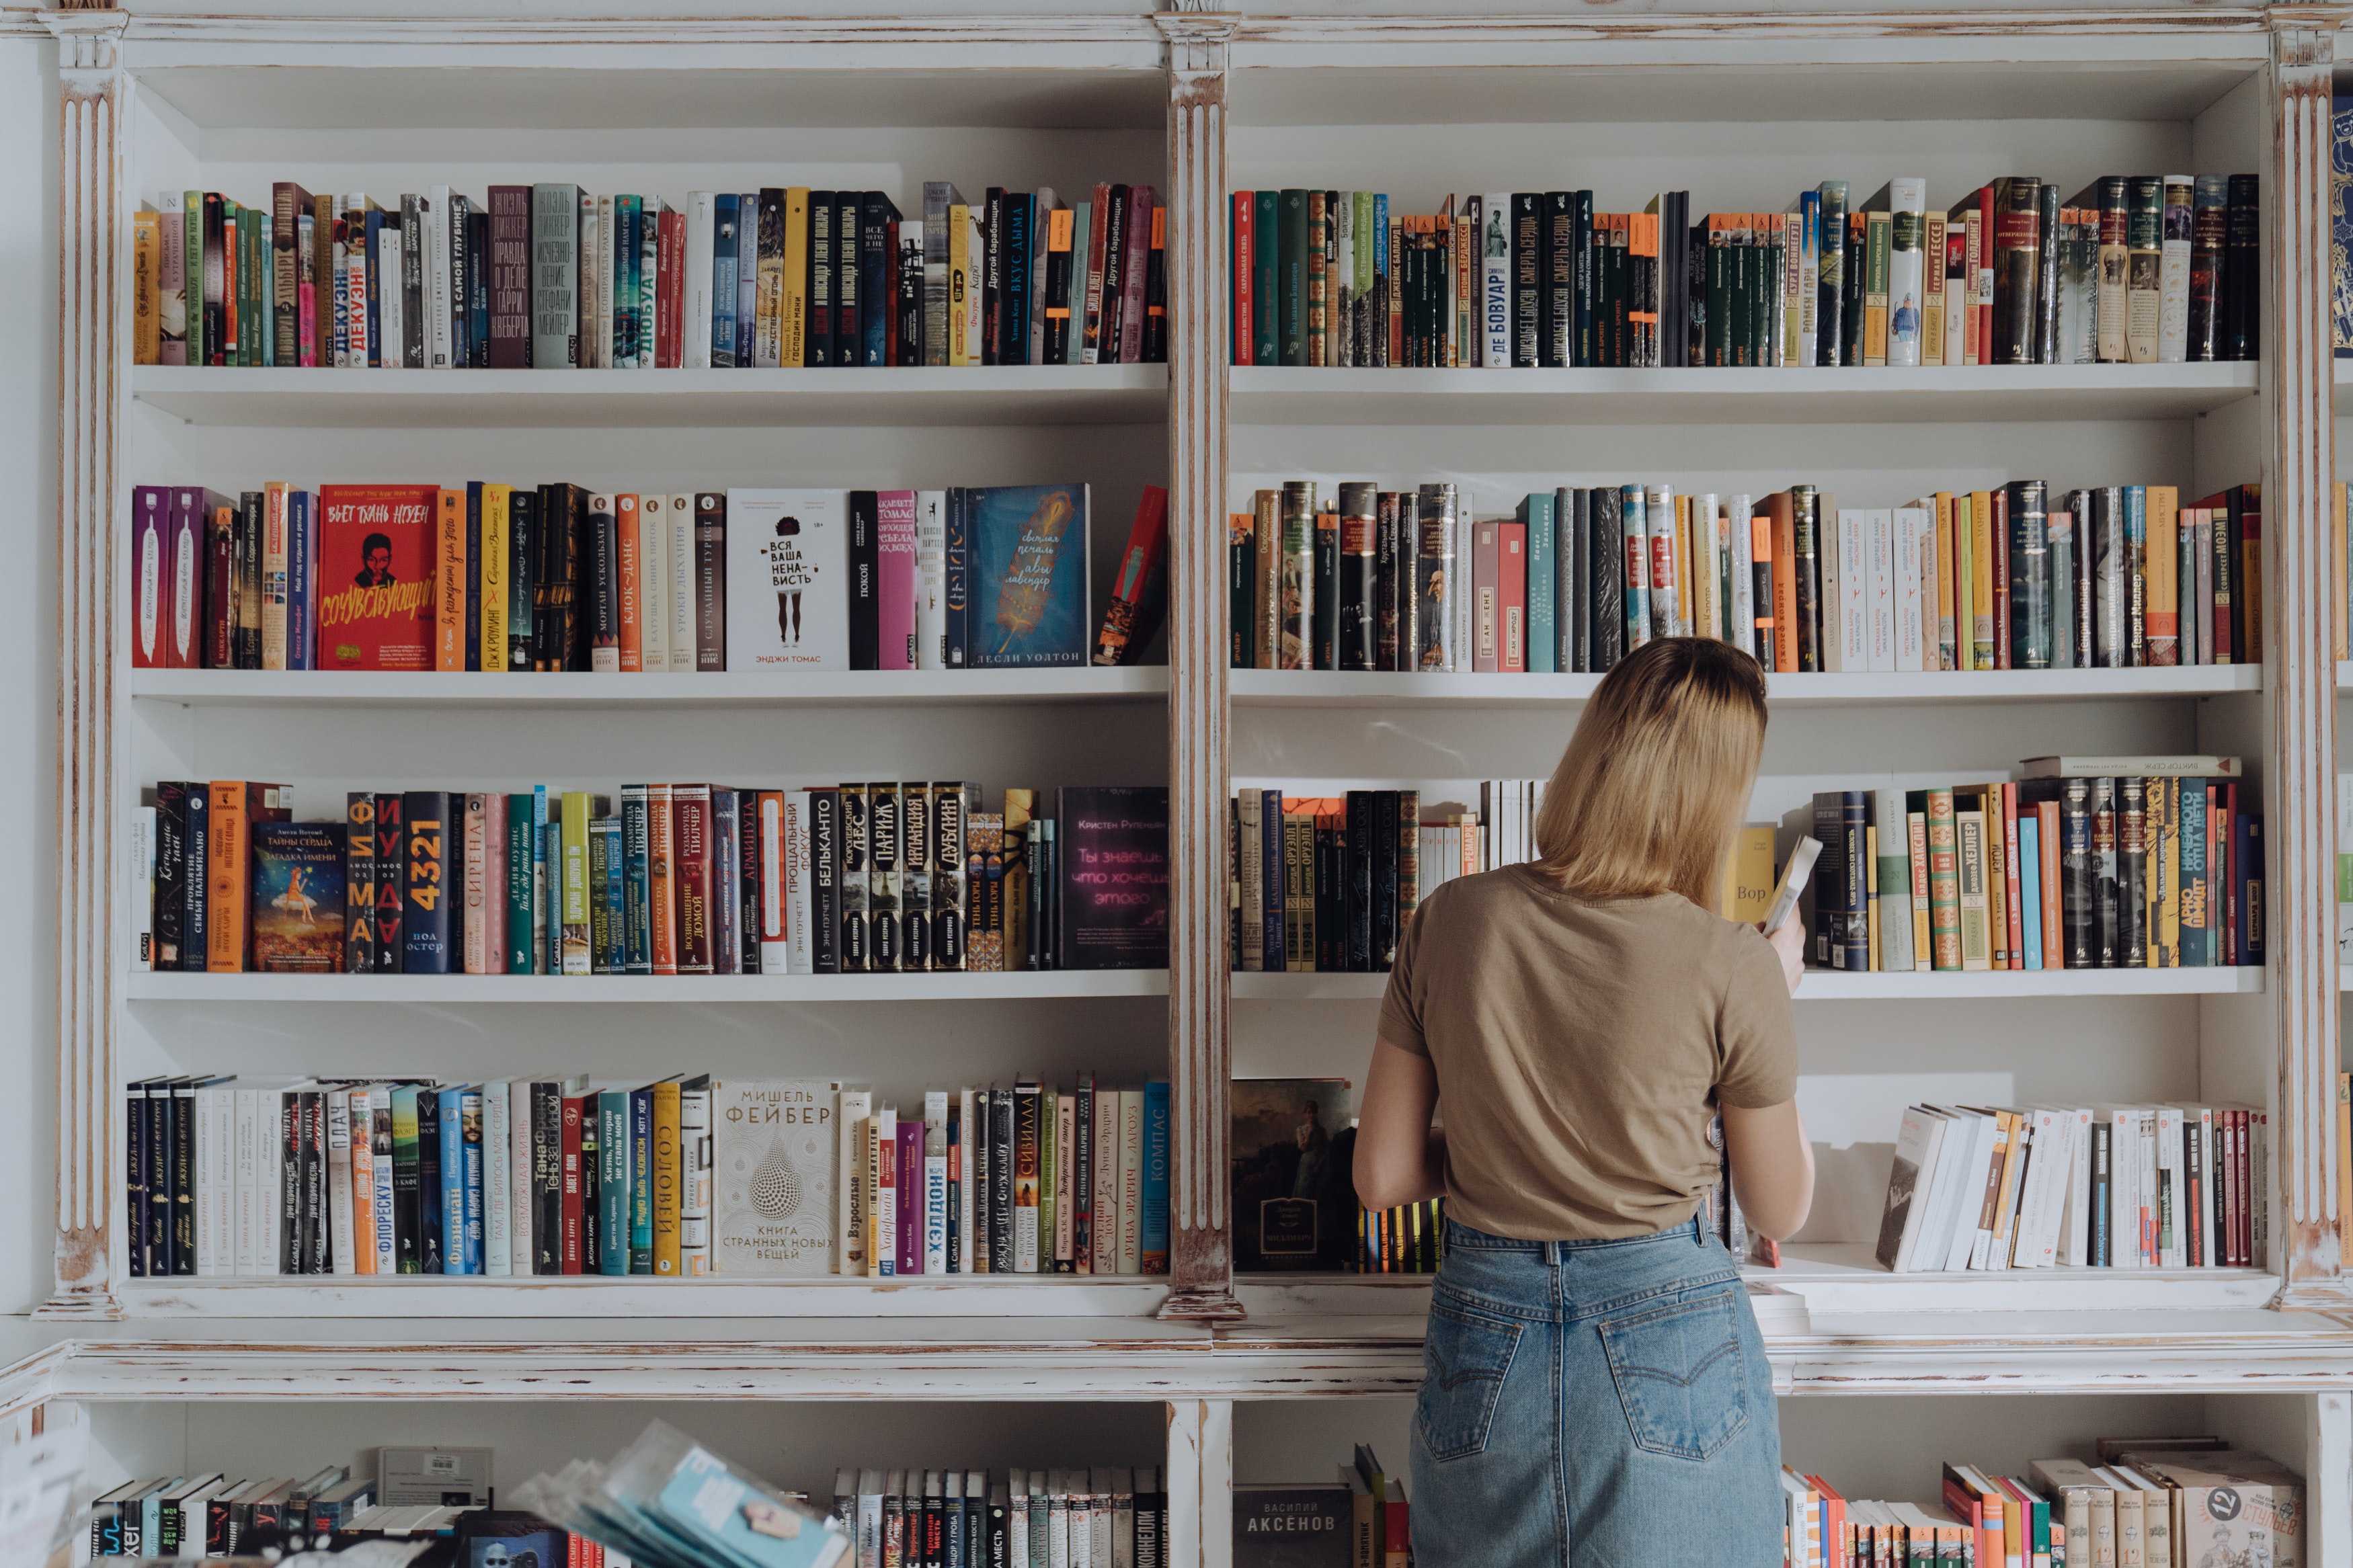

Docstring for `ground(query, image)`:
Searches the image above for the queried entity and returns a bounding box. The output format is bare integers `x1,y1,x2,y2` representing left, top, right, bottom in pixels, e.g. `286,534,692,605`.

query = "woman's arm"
1721,1098,1814,1241
1355,1038,1446,1212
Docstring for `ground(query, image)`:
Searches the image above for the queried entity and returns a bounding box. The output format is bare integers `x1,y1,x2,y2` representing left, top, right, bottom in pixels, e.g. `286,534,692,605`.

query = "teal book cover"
967,483,1089,667
1519,491,1557,673
598,1089,631,1276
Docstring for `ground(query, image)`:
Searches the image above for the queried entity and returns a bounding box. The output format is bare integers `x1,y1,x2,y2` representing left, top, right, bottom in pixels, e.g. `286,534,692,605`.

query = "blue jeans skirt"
1409,1216,1783,1568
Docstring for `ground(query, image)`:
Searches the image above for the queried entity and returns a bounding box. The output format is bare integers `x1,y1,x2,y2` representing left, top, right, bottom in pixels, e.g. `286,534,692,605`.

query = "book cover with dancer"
251,821,347,971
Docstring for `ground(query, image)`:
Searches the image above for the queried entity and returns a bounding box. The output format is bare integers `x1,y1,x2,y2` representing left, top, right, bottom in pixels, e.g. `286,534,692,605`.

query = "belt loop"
1693,1214,1706,1245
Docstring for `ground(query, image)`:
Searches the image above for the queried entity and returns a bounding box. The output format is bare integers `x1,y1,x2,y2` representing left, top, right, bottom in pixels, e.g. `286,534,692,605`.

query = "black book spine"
810,787,840,974
739,792,763,976
1511,193,1540,367
279,1091,301,1275
1142,202,1169,364
1541,192,1572,368
403,790,452,975
345,792,377,975
804,189,833,368
125,1083,149,1276
1338,483,1376,672
2224,173,2259,362
1002,196,1032,366
1371,788,1401,970
582,1099,602,1272
182,788,210,969
1792,487,1823,672
2007,479,2051,670
2034,179,2062,364
859,192,895,367
154,782,188,971
848,491,881,670
173,1085,198,1274
2061,778,2095,968
900,220,927,366
589,493,619,671
1345,790,1375,972
506,487,536,671
415,1085,443,1272
534,1082,562,1273
990,1088,1014,1272
970,1087,992,1268
1591,487,1624,670
1310,506,1340,670
980,188,1006,365
932,783,965,970
303,1088,329,1274
711,788,744,975
838,783,870,972
401,194,425,366
1371,491,1402,672
2120,776,2149,968
467,207,491,366
834,194,862,366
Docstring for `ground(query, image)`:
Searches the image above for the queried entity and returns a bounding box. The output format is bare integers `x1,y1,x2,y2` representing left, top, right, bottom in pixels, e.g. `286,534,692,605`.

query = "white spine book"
1884,176,1926,367
957,1087,978,1272
1644,486,1677,637
508,1077,534,1276
2137,1107,2159,1268
667,493,696,671
232,1087,259,1274
1481,193,1512,366
209,1083,235,1275
872,1104,898,1277
924,1089,949,1276
915,491,949,669
685,192,715,370
576,192,600,369
1834,509,1869,672
758,791,790,973
1892,505,1927,671
725,489,852,671
1879,1107,1946,1272
837,1089,871,1276
366,1089,394,1276
378,220,404,370
637,494,671,675
1727,493,1755,657
255,1090,285,1275
2154,1104,2184,1267
1008,1473,1030,1568
426,185,454,369
483,1080,511,1276
2158,177,2192,363
1865,508,1895,671
2060,1106,2093,1267
2013,1107,2063,1269
190,1083,214,1273
130,807,154,972
785,790,813,973
327,1088,356,1274
1936,1109,1995,1272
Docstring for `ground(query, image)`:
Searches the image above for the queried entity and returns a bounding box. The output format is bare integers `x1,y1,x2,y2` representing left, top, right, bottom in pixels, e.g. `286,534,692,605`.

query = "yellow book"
1907,811,1932,971
1988,1109,2027,1265
1968,489,1995,669
479,484,510,669
1948,492,1972,671
133,208,161,366
1718,824,1776,923
1981,784,2009,968
1956,804,1992,971
436,488,466,672
652,1076,683,1276
782,187,811,369
2145,485,2180,665
1673,494,1694,635
1865,823,1882,972
948,203,973,366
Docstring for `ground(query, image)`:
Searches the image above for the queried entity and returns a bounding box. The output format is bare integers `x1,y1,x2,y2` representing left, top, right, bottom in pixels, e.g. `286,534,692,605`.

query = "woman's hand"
1765,917,1805,996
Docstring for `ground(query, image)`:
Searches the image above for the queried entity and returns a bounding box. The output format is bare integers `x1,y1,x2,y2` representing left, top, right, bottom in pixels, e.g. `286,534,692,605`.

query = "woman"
1355,636,1813,1568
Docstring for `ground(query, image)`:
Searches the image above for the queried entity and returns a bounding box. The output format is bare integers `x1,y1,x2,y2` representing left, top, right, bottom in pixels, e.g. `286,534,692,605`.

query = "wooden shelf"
1232,667,2261,708
127,971,1168,1002
113,1275,1173,1319
1234,968,2259,1001
129,667,1168,710
129,365,1169,429
1229,363,2257,427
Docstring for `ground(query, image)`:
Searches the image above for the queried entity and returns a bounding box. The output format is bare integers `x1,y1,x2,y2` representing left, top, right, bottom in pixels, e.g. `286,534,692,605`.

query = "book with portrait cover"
250,821,346,972
725,489,849,671
1232,1077,1356,1272
714,1078,838,1276
961,483,1090,667
316,484,438,670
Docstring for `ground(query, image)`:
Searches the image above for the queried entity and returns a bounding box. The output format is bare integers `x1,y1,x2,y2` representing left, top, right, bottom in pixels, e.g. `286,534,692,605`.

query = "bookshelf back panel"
85,1397,1169,1507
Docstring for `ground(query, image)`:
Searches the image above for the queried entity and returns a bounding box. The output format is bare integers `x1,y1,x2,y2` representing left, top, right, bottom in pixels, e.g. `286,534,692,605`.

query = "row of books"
123,1073,1174,1280
130,481,1154,675
1356,1198,1443,1274
1778,1444,2301,1568
1872,1101,2271,1276
1804,761,2262,973
87,1460,415,1559
1232,175,2262,369
1232,1445,1407,1568
128,782,1170,977
1230,790,1444,974
1230,479,2259,677
131,181,1170,370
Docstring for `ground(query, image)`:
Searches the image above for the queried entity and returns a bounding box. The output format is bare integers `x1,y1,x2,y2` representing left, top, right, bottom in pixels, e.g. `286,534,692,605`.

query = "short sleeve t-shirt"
1378,863,1798,1240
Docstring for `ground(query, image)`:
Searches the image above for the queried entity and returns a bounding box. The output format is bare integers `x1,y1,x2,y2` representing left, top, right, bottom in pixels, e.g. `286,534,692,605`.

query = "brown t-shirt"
1378,864,1798,1241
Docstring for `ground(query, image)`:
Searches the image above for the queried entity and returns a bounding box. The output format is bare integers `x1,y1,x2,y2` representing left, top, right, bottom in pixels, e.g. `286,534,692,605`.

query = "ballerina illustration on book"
271,864,320,926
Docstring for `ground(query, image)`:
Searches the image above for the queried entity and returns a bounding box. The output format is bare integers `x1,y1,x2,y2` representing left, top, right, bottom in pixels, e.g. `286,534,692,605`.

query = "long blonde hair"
1531,636,1768,907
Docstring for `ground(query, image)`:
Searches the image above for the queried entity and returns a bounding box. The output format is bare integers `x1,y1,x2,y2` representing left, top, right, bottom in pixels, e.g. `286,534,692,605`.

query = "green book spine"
598,1089,629,1276
1038,1091,1057,1272
390,1085,422,1273
561,789,592,975
1521,491,1557,673
507,792,536,973
1279,189,1308,366
1254,191,1279,366
184,190,205,366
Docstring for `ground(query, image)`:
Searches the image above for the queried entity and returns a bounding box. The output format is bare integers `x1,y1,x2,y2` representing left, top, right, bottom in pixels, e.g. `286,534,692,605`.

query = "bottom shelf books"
820,1467,1168,1568
87,1447,483,1558
1234,1444,1406,1568
1873,1102,2269,1274
123,1075,1170,1280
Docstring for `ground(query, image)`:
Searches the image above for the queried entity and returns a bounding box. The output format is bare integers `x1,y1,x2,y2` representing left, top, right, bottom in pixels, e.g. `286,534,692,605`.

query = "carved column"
2268,19,2348,1308
39,7,130,1320
1156,11,1242,1321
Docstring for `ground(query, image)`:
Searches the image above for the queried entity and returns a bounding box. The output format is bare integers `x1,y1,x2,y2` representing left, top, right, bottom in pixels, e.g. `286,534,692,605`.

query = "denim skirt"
1409,1216,1783,1568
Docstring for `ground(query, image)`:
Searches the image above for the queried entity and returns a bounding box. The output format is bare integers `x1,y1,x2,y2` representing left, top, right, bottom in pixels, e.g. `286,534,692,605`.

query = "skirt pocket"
1415,1297,1526,1462
1595,1284,1749,1462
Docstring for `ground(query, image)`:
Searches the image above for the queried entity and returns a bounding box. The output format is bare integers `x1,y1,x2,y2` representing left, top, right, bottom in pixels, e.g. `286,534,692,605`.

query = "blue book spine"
2236,811,2263,966
629,1087,655,1272
1522,491,1557,673
2018,816,2044,969
712,194,740,368
286,489,312,670
1261,788,1284,970
616,196,641,366
861,196,891,367
437,1087,468,1274
1003,196,1033,364
2124,485,2147,661
944,488,968,668
461,1085,483,1274
598,1090,630,1276
738,192,759,367
1141,1079,1170,1272
1841,792,1869,971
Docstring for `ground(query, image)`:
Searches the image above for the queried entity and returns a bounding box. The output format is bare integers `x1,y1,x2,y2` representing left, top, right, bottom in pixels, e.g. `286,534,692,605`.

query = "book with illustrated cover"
316,485,438,670
963,484,1090,667
1055,787,1168,971
249,823,346,973
714,1079,837,1276
1232,1078,1356,1272
726,489,849,670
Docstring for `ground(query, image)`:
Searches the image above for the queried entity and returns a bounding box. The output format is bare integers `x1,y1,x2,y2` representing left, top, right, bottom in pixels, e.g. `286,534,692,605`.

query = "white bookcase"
12,5,2353,1565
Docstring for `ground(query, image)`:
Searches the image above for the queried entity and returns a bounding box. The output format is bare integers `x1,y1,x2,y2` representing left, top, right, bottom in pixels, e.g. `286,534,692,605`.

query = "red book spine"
659,208,685,368
1976,184,1995,366
205,503,236,668
1232,192,1254,366
2232,1109,2249,1266
674,784,714,974
2001,782,2024,971
1498,520,1528,674
560,1094,584,1273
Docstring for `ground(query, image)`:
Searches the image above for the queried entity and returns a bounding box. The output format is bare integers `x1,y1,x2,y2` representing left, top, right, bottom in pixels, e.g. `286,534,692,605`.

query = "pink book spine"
299,276,317,366
484,792,509,974
877,489,920,671
167,489,204,669
1118,185,1155,366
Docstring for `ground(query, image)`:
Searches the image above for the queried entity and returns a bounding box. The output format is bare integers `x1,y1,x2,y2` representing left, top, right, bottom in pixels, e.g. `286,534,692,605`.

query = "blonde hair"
1531,636,1769,907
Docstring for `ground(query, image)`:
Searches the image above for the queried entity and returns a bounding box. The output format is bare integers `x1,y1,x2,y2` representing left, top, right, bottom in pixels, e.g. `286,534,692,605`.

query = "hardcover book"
964,483,1090,668
1232,1078,1357,1272
316,485,438,671
1232,1485,1349,1568
1055,786,1169,970
249,822,346,973
725,489,849,671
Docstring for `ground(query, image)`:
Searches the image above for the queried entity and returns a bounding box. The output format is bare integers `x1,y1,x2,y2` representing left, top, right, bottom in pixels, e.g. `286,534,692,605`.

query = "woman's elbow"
1739,1190,1812,1244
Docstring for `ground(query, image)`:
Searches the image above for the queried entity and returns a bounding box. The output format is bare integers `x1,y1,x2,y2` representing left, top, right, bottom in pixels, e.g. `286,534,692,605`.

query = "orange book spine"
2038,799,2063,971
436,488,465,671
1769,497,1799,674
616,494,642,673
206,780,249,972
648,782,678,975
2001,782,2026,971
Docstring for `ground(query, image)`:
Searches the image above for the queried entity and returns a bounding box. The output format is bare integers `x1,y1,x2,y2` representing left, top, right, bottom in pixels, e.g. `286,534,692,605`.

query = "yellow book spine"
2145,485,2180,665
133,210,161,365
949,204,972,366
1908,812,1933,973
2158,776,2182,966
436,488,466,672
1968,489,1995,669
652,1078,682,1275
1948,493,1972,671
1865,823,1881,971
782,187,811,369
480,485,510,669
